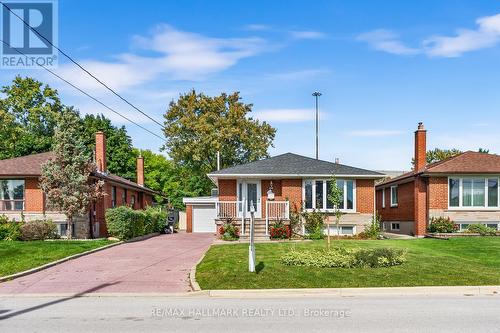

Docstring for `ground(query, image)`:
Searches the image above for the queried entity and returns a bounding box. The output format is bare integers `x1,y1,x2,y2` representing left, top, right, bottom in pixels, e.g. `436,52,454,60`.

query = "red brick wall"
282,179,302,212
186,204,193,233
414,176,428,236
218,179,237,200
24,178,44,212
377,181,415,221
356,179,375,214
428,177,448,209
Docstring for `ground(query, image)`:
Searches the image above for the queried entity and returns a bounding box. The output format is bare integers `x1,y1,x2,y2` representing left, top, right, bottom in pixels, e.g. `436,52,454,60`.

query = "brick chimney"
137,155,144,186
414,122,427,171
95,132,106,172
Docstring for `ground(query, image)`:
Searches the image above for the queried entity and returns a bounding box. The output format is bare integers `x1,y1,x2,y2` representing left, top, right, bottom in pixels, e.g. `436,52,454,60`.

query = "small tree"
328,176,344,242
40,109,104,239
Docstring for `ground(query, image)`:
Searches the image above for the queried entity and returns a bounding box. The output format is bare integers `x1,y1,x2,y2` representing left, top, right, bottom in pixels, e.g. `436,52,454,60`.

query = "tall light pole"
312,92,322,159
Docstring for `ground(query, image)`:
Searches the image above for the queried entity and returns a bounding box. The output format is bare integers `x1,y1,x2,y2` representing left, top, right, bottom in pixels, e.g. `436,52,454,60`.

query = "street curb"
0,241,123,283
1,286,498,298
189,252,206,292
205,285,500,298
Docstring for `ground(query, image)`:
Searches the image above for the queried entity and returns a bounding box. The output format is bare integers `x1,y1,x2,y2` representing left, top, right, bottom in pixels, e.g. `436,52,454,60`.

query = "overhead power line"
1,1,166,129
0,39,166,142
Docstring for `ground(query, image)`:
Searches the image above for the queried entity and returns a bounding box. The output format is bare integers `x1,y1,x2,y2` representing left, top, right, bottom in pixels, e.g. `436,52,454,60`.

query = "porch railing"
0,199,24,211
215,200,246,235
265,201,290,236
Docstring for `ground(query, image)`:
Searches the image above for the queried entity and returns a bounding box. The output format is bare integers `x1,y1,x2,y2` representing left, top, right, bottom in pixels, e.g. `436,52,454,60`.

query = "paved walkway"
0,233,214,295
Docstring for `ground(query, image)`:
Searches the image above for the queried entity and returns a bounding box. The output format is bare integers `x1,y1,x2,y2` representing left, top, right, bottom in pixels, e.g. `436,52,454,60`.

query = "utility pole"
312,92,322,159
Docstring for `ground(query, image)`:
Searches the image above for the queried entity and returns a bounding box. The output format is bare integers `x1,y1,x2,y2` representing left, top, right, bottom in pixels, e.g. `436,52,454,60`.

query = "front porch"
215,200,290,239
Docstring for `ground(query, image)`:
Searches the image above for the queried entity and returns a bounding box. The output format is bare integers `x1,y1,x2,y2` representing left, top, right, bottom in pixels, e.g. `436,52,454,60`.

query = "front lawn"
196,237,500,289
0,240,115,277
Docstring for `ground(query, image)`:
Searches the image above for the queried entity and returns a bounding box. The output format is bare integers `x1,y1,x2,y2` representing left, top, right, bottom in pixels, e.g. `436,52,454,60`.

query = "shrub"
0,216,21,241
360,214,382,240
19,220,57,241
218,218,239,241
428,217,457,233
281,247,407,268
106,206,149,239
302,210,325,240
270,220,291,239
466,224,497,236
144,207,167,234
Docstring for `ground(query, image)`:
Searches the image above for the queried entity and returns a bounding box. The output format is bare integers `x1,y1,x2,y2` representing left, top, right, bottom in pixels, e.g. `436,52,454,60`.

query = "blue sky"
3,0,500,170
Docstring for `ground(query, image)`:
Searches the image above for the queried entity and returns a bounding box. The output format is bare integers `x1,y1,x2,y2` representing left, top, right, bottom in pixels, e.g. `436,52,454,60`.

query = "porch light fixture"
267,181,275,201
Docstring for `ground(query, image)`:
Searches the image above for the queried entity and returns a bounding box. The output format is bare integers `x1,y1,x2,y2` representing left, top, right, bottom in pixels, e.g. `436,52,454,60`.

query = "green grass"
0,240,115,277
196,237,500,289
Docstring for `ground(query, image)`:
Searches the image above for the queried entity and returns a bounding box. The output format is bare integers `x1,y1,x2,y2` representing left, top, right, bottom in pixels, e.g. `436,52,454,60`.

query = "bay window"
0,179,25,211
449,177,499,208
303,179,355,211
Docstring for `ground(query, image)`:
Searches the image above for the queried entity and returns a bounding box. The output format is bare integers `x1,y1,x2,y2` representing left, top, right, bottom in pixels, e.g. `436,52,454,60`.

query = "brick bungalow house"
0,132,156,238
376,123,500,236
184,153,385,238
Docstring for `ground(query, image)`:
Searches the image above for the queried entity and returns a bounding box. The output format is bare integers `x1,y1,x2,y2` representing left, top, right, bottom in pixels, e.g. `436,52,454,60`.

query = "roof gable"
208,153,384,177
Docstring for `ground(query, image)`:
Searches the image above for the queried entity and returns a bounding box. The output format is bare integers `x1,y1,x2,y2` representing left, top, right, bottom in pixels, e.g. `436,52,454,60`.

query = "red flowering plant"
270,220,291,239
219,218,239,241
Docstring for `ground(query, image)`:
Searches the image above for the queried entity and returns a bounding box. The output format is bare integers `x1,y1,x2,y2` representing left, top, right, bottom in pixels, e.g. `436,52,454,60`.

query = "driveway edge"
0,241,123,283
189,252,206,292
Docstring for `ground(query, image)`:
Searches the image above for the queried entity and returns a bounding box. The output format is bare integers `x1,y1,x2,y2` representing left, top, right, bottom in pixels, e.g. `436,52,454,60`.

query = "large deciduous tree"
163,90,276,194
40,110,104,239
0,76,62,159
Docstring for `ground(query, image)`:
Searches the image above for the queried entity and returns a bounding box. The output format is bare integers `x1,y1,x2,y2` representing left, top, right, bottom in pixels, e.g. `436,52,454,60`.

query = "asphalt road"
1,294,499,332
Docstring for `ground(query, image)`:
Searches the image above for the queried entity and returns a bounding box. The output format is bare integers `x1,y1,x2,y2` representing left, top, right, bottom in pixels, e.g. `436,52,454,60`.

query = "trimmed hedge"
105,206,166,240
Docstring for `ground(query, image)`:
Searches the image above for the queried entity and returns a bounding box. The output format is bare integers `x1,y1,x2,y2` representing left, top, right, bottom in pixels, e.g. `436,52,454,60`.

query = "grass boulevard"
196,237,500,289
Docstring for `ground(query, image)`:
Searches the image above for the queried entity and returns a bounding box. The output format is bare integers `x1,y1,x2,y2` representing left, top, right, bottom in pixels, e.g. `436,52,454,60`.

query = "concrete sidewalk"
0,233,214,295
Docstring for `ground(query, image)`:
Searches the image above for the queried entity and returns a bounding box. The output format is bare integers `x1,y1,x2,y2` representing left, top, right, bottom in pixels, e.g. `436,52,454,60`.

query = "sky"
2,0,500,171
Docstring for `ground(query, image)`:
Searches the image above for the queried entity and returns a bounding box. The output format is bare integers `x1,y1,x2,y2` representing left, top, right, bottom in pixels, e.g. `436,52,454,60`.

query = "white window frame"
390,186,398,207
324,224,357,235
447,176,500,210
381,188,385,208
391,222,400,231
302,179,356,213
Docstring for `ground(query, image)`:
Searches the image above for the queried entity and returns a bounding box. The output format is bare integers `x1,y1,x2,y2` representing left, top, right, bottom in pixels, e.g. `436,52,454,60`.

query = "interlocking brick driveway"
0,233,214,294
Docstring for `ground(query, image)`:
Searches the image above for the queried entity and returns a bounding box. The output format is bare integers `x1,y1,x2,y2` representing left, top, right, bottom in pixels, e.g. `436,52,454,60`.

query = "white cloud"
358,13,500,58
49,24,270,94
346,130,405,137
291,30,326,40
424,13,500,57
357,29,419,55
252,108,323,123
244,24,271,31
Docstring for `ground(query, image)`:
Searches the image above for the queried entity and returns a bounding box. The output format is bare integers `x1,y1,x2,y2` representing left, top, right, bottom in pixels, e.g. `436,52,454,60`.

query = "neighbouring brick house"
184,153,385,238
0,132,156,238
376,122,500,236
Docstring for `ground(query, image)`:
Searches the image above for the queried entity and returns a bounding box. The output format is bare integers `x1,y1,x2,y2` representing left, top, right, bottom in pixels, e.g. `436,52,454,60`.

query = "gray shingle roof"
208,153,385,177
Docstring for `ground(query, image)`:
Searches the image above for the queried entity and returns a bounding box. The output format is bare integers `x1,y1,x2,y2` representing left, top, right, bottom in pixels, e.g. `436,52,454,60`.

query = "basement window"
391,223,400,231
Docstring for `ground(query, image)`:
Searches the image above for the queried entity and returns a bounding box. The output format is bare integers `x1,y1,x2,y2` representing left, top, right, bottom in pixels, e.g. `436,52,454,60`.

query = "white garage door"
193,204,217,233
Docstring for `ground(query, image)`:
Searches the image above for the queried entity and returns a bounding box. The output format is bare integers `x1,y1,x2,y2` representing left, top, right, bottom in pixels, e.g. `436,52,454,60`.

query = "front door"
237,180,261,218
